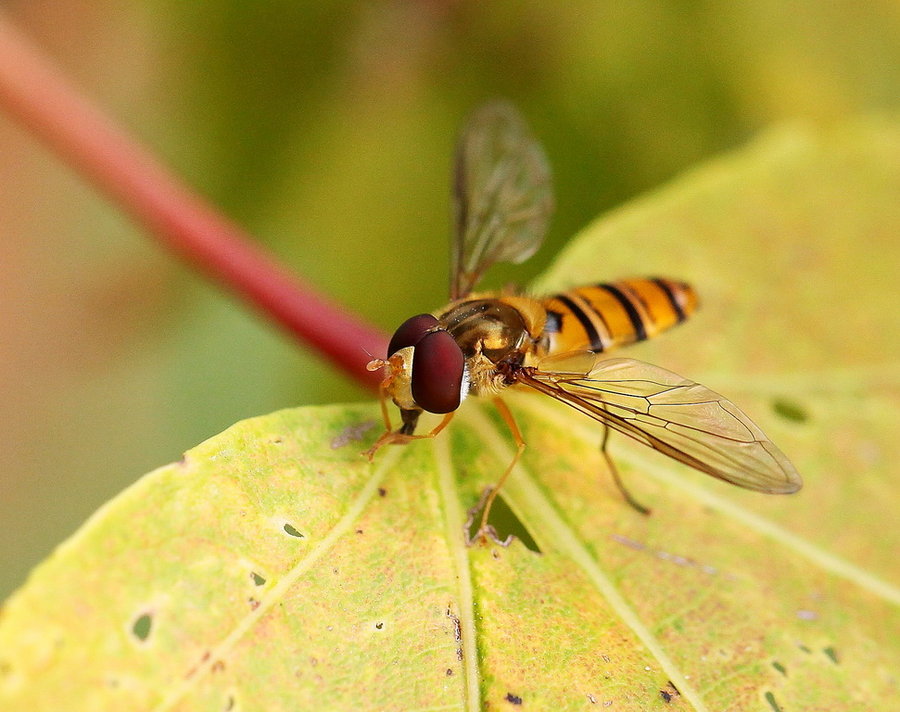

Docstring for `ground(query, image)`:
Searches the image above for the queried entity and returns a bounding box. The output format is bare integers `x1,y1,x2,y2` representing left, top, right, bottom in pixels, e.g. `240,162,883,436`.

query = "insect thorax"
437,299,535,365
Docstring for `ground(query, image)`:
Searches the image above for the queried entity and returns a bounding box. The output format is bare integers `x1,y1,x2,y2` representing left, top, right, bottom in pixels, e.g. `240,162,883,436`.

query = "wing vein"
515,358,801,494
508,392,900,607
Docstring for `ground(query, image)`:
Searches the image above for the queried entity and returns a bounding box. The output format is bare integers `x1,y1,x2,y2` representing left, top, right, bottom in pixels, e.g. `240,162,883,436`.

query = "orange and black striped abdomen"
541,277,698,355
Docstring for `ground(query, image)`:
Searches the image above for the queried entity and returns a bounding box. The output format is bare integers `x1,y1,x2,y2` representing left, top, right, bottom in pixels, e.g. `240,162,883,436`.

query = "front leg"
363,406,455,461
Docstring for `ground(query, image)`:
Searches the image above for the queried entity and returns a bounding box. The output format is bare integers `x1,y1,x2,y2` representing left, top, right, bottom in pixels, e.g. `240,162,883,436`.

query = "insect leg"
377,379,394,432
599,420,651,515
363,379,399,461
363,409,455,461
422,411,455,439
476,397,527,541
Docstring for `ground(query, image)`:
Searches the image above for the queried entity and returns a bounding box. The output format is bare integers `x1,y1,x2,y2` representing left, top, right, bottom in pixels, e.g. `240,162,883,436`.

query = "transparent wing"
451,101,554,300
515,357,802,494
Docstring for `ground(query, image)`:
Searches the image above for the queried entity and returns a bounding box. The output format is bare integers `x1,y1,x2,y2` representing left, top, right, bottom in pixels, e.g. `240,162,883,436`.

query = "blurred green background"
1,1,898,599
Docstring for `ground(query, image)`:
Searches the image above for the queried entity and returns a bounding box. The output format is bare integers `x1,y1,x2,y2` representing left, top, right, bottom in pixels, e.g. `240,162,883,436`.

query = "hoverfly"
365,101,801,541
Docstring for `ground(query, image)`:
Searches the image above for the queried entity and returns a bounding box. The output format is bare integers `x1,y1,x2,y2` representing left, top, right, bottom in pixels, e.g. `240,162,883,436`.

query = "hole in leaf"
471,494,541,552
132,613,153,642
772,398,809,423
764,691,783,712
823,646,839,664
283,523,304,538
250,572,266,586
771,661,787,676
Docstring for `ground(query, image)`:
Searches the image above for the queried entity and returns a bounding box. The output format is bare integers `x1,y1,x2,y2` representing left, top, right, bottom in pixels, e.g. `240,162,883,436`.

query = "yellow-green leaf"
2,120,899,711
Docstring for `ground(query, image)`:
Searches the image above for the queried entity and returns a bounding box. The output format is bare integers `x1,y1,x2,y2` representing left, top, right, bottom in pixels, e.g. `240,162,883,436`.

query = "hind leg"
600,421,651,516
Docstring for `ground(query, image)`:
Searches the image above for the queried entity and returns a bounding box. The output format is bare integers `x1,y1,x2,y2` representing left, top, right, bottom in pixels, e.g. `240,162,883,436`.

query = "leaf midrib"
432,436,482,712
461,404,711,712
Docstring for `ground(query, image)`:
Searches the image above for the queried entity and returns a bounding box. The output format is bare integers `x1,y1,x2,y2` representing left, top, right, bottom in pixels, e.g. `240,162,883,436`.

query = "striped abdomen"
541,277,698,355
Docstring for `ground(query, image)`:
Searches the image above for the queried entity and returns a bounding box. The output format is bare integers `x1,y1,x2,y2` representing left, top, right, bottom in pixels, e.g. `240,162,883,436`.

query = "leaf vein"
462,404,711,712
512,394,900,607
152,449,400,711
432,436,482,712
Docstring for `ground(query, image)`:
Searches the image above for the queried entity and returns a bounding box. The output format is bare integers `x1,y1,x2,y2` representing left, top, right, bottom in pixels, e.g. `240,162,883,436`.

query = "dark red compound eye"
387,313,439,357
411,330,465,414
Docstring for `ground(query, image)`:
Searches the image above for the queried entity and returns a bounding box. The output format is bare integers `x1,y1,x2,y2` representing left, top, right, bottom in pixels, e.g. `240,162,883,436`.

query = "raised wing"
451,101,554,300
516,357,802,494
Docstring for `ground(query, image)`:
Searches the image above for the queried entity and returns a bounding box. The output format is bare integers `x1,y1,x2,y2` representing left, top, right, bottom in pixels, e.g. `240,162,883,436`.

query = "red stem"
0,13,388,390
